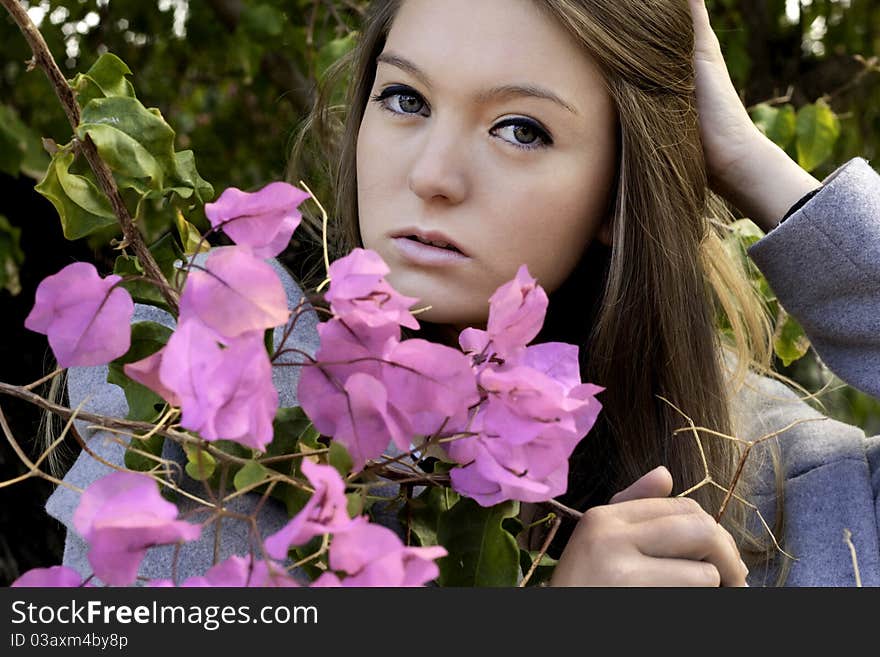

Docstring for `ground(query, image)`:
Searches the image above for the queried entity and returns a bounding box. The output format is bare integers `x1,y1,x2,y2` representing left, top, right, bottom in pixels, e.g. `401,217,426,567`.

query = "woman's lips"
391,236,471,266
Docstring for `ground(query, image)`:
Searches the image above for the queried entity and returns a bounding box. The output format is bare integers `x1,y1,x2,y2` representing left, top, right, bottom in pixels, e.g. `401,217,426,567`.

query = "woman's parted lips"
390,227,469,256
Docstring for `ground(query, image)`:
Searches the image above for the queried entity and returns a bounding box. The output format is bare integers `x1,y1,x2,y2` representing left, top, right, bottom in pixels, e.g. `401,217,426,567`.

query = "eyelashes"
368,84,553,152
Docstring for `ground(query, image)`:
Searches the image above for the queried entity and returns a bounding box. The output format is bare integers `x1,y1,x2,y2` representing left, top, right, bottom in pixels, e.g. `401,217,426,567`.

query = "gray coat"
45,157,880,586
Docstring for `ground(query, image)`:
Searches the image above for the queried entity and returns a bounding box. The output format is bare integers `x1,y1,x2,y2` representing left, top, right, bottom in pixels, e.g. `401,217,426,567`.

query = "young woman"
46,0,880,586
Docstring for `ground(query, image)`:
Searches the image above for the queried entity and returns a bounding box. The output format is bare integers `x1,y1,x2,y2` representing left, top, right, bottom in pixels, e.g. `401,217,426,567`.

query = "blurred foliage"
0,0,878,435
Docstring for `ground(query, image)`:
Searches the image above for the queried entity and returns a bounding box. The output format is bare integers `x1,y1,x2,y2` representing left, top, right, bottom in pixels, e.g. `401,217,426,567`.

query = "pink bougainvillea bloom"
159,322,278,450
325,249,420,329
486,264,548,348
382,338,479,440
446,350,604,506
264,459,354,559
205,182,310,258
449,434,571,506
11,565,84,588
179,246,289,340
459,264,548,364
313,516,446,587
73,471,201,586
174,556,298,587
123,347,181,406
317,371,408,471
299,320,477,471
24,262,134,367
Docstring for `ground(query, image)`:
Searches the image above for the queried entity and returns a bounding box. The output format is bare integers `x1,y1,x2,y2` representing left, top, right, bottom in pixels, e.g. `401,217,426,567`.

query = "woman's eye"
369,85,553,151
491,119,552,151
370,86,428,116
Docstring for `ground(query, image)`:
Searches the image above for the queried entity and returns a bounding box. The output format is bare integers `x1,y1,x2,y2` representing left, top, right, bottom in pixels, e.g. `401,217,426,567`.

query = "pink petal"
181,556,298,587
179,246,290,339
11,565,83,588
205,182,310,258
25,262,134,367
123,347,181,406
485,264,548,353
383,339,479,442
73,471,201,586
264,460,353,558
325,249,420,329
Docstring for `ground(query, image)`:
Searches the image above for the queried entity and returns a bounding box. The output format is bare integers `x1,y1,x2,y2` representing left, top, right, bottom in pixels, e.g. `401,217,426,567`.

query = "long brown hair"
286,0,802,581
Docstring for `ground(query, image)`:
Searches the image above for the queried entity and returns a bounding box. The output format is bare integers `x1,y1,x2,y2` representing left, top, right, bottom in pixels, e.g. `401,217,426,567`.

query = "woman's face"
357,0,618,328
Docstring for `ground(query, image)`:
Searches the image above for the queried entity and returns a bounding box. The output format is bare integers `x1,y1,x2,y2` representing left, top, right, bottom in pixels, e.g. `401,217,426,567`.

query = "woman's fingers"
688,0,723,62
609,465,673,504
602,494,704,524
633,513,749,587
618,558,722,587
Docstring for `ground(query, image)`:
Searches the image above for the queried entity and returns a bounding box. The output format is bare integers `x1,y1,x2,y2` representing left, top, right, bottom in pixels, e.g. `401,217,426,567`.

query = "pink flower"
153,556,298,587
311,371,409,472
159,321,278,450
205,182,310,258
382,338,479,438
73,472,201,586
298,319,406,470
123,348,181,406
447,345,603,506
11,565,84,588
299,319,478,471
264,460,354,558
312,516,446,587
459,264,547,364
179,246,289,340
24,262,134,367
325,249,420,329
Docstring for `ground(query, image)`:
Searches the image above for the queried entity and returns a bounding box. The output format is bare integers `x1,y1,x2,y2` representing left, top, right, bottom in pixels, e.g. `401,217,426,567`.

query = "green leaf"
328,441,353,478
346,490,365,517
0,106,25,176
113,234,182,312
175,209,210,255
773,308,811,366
0,214,25,295
266,407,319,460
76,97,178,191
124,432,165,473
107,321,173,422
796,99,841,173
241,4,285,39
437,498,520,587
750,103,797,150
171,150,214,204
0,104,50,179
234,460,270,491
184,445,217,481
34,150,118,240
404,485,460,548
69,53,137,108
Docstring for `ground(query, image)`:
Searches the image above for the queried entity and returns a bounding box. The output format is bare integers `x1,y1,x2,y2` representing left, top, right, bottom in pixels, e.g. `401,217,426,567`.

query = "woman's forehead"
382,0,607,113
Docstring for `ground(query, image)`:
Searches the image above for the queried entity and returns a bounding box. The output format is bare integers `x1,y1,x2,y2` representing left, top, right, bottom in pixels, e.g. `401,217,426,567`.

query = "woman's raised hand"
550,466,749,587
688,0,821,232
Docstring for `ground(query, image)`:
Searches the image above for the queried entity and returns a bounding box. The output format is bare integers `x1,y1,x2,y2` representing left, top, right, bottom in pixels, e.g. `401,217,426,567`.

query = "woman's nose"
407,121,469,204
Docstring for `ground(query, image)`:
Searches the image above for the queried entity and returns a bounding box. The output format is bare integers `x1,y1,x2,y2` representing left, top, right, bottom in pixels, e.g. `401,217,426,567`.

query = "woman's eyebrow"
376,52,579,116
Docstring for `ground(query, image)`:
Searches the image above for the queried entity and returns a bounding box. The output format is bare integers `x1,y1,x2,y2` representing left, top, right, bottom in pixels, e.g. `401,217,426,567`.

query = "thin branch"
519,515,561,588
843,528,862,587
1,0,179,313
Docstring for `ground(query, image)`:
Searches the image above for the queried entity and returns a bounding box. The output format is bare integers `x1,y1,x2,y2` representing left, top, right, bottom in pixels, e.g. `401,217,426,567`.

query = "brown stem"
1,0,179,313
519,516,561,588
